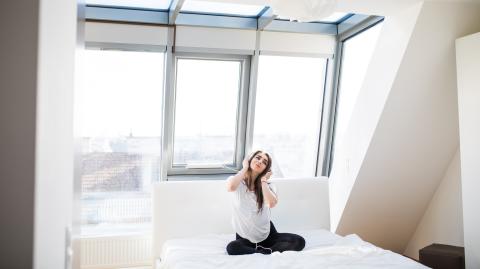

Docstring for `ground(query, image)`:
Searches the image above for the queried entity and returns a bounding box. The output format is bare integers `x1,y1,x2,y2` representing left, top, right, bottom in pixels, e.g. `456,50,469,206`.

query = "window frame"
165,52,251,176
83,17,385,180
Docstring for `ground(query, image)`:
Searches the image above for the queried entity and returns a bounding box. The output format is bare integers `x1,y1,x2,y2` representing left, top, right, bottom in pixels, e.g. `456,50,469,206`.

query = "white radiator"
80,234,152,269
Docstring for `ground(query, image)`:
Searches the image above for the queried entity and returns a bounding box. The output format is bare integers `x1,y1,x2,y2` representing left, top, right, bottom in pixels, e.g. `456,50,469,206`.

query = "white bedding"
158,229,427,269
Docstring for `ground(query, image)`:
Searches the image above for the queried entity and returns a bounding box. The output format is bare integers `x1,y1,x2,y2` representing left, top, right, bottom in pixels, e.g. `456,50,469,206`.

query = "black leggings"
226,222,305,255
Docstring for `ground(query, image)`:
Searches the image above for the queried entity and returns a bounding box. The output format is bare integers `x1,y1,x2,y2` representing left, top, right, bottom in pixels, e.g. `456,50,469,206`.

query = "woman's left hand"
261,171,272,182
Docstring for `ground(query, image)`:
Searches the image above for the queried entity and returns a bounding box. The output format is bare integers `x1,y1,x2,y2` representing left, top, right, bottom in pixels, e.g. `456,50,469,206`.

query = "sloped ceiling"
330,1,480,252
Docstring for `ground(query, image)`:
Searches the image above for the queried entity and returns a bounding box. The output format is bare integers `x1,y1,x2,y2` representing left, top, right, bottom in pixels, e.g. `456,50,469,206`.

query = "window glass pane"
181,0,265,17
86,0,171,10
278,12,349,23
333,22,383,157
317,12,349,23
253,55,327,178
173,58,241,166
80,50,164,235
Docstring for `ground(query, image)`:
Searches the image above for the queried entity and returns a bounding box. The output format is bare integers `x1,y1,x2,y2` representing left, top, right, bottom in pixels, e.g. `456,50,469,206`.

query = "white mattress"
158,229,427,269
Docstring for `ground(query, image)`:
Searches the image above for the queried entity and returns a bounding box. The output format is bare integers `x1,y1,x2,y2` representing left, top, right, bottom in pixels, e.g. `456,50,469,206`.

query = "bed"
152,178,427,269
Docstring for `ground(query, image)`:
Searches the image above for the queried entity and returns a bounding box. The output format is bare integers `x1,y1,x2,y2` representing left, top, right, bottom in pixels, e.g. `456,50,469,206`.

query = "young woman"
225,150,305,255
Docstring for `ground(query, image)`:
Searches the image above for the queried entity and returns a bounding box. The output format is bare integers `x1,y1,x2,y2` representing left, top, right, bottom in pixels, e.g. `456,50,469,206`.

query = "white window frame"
164,52,251,176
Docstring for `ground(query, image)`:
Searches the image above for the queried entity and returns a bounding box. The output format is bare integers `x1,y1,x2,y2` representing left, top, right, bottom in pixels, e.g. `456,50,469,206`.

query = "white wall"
175,26,256,52
456,31,480,269
34,0,77,268
85,22,168,47
330,1,480,253
329,0,424,243
259,31,335,56
73,3,86,269
84,23,336,56
403,149,464,259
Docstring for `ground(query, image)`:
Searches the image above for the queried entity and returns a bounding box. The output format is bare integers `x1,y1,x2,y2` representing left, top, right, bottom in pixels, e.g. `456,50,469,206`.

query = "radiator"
80,234,152,269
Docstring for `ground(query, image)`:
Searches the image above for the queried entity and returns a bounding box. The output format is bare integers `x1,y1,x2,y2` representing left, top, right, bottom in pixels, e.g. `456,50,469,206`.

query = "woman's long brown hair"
244,150,272,213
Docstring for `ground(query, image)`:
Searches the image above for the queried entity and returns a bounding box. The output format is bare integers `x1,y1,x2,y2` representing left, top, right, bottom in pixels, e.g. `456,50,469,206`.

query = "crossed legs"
226,222,305,255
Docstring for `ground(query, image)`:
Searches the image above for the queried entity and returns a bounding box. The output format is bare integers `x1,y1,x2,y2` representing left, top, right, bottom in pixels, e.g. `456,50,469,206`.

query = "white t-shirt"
229,176,276,243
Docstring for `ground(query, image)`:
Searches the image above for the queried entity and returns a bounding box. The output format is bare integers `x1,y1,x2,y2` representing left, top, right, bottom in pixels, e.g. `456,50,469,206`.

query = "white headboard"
152,177,330,259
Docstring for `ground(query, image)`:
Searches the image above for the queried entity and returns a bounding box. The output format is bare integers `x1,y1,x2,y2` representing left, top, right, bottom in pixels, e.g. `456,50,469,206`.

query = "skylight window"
181,0,265,17
317,12,350,23
277,12,350,23
86,0,172,10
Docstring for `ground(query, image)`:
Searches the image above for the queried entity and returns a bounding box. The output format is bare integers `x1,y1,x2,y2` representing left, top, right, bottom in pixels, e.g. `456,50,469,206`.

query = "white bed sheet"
158,229,427,269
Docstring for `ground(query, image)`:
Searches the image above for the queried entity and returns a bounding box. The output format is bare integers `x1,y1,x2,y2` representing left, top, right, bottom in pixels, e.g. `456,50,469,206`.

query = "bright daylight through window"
80,49,164,235
253,55,327,178
332,22,383,162
173,57,243,167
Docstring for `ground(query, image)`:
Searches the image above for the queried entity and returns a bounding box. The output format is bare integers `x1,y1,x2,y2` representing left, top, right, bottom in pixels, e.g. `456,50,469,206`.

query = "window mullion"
234,58,251,171
243,30,262,162
317,47,340,177
162,27,176,181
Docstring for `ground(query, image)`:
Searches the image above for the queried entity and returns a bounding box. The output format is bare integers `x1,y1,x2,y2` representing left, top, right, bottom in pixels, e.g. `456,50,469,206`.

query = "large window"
332,22,383,161
253,55,327,178
80,49,164,235
170,54,249,174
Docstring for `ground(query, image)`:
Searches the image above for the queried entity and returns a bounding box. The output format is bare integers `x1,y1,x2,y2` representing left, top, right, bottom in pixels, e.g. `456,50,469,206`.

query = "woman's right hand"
227,156,249,192
242,157,250,172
